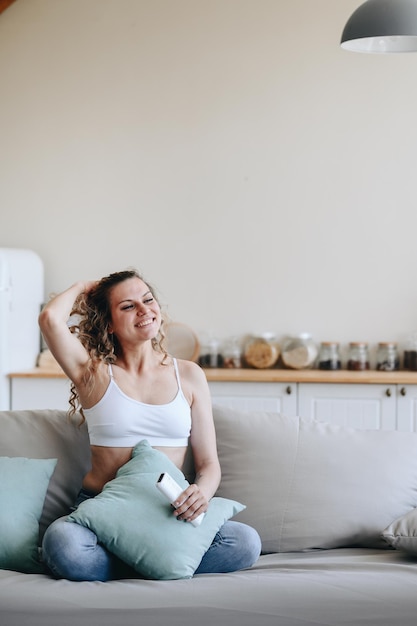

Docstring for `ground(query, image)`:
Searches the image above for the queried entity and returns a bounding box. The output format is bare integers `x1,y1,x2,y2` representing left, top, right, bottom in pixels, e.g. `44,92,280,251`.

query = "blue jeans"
42,489,261,581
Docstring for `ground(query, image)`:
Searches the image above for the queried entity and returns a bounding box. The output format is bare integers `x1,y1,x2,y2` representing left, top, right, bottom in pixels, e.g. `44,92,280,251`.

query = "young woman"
39,269,261,581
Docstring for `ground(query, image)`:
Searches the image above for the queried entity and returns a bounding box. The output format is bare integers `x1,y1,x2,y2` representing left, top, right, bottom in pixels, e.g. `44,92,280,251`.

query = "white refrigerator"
0,248,44,410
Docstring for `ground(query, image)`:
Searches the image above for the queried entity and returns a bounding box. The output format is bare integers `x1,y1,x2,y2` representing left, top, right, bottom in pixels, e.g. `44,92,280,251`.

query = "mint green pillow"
0,456,57,573
68,440,245,580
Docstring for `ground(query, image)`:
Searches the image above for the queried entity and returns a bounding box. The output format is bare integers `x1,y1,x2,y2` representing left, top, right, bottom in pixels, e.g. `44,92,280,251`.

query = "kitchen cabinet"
10,375,71,411
205,373,417,433
395,384,417,432
208,380,398,429
8,369,417,434
208,381,297,415
297,383,417,432
297,383,397,430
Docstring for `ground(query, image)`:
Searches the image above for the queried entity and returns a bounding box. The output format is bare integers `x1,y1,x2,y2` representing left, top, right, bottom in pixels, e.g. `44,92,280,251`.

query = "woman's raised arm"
38,281,95,384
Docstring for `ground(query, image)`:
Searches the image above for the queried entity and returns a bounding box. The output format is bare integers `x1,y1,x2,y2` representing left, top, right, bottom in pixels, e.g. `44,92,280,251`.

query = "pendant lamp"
341,0,417,53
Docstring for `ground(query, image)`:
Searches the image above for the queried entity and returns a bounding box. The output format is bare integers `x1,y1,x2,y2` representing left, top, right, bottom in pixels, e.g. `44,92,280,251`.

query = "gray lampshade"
341,0,417,53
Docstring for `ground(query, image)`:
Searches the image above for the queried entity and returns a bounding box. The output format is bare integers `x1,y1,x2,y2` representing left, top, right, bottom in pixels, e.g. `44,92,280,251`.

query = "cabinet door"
395,384,417,432
11,378,71,411
298,383,397,430
208,381,297,415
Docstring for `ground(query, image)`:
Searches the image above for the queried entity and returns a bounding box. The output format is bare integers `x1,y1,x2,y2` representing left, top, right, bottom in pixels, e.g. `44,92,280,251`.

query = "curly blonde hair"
67,269,168,420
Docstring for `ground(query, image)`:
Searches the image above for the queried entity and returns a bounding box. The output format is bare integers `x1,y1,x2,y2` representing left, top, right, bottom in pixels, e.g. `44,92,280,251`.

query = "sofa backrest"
213,406,417,552
0,409,91,538
3,405,417,554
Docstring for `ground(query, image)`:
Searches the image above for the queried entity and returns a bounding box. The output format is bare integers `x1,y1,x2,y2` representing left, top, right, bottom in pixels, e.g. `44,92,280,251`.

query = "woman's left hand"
172,483,209,523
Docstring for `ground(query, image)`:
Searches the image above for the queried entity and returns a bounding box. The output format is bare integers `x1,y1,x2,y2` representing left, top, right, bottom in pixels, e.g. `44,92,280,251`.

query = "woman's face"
107,277,162,345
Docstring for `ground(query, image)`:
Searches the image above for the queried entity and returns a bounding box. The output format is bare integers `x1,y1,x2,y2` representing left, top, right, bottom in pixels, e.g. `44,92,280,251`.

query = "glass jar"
347,342,370,371
376,342,399,371
281,333,318,370
198,337,223,368
404,332,417,371
243,333,280,369
317,342,341,370
221,337,242,369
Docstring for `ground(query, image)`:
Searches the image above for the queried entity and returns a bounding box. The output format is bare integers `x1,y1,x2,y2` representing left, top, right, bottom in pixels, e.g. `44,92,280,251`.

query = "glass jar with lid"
317,342,342,371
221,337,242,369
404,332,417,371
198,336,223,368
243,333,280,369
347,342,370,371
376,342,399,371
281,333,318,370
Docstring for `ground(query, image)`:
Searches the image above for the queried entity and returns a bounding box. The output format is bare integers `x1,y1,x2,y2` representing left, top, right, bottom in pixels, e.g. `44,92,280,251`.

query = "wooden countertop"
9,368,69,379
203,368,417,384
9,367,417,385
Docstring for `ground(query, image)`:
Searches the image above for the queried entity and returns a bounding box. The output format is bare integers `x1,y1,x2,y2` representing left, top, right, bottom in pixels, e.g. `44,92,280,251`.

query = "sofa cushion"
68,439,245,580
382,507,417,555
0,409,91,539
213,406,417,553
0,456,57,573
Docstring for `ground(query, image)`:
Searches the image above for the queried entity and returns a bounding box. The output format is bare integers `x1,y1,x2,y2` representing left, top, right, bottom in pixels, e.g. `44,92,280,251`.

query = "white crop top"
83,358,192,447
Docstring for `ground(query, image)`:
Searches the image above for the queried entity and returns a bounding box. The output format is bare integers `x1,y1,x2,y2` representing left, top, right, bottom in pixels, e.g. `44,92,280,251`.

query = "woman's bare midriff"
82,444,189,493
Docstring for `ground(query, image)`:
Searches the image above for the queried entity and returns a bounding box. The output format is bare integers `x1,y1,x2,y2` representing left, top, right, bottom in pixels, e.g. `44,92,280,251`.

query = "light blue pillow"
0,456,57,573
68,440,245,579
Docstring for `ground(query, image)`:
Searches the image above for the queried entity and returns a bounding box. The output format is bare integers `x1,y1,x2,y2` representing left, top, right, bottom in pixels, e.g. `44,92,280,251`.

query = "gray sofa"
1,405,417,626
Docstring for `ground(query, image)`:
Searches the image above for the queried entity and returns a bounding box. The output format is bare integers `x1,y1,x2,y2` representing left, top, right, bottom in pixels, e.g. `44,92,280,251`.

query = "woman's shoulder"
175,358,206,384
174,358,211,408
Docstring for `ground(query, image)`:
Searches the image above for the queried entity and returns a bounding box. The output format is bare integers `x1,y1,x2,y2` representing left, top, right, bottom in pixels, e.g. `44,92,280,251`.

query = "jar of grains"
317,342,342,370
281,333,318,370
347,342,370,371
243,333,280,369
376,342,399,371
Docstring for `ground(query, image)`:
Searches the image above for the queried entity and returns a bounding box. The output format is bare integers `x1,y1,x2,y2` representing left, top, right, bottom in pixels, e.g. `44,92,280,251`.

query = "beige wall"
1,0,416,355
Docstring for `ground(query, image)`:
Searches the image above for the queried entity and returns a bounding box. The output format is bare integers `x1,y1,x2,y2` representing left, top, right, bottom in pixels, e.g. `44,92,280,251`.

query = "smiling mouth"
136,318,155,328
